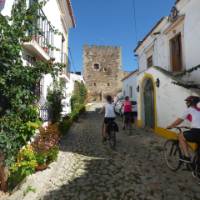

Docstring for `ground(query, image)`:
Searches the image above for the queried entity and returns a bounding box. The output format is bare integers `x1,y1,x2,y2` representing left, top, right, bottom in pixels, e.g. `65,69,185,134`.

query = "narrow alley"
5,103,200,200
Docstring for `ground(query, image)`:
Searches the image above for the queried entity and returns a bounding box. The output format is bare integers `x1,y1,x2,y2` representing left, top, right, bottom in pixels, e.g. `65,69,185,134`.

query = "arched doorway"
143,79,155,128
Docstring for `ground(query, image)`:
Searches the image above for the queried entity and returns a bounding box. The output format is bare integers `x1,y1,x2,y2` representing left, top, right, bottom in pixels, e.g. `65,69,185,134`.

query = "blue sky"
69,0,174,73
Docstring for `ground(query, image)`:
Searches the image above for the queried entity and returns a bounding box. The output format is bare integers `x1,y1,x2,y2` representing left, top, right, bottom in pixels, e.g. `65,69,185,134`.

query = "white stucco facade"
137,67,199,128
135,0,200,82
1,0,75,120
134,0,200,135
122,71,138,102
61,73,84,115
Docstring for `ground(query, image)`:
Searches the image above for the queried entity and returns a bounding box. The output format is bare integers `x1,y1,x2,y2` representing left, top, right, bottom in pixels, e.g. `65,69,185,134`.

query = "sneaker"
179,156,191,163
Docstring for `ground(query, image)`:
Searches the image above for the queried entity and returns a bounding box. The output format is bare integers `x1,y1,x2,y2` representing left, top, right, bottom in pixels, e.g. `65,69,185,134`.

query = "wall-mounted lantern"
156,78,160,88
137,85,139,92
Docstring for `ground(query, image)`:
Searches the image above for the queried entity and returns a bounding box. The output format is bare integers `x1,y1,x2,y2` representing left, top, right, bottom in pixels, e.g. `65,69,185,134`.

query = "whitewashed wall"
1,0,74,117
136,0,200,83
137,67,199,128
122,74,138,102
1,0,14,16
183,0,200,82
62,73,84,115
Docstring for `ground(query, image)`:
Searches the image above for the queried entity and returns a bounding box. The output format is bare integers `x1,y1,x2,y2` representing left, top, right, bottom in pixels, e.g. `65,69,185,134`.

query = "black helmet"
185,96,200,106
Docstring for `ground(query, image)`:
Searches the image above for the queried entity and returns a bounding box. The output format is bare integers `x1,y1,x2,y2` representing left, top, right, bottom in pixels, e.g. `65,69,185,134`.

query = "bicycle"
163,127,200,181
106,119,118,149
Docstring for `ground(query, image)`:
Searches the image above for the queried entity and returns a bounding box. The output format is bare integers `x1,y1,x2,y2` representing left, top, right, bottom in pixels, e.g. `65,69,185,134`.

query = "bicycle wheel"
163,140,182,171
192,154,200,181
108,129,116,149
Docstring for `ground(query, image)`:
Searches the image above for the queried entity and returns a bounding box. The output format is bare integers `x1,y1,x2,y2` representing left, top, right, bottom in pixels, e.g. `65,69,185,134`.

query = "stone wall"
83,45,126,102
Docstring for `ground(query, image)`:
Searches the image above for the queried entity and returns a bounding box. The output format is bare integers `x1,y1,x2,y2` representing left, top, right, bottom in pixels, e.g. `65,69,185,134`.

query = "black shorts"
133,112,137,117
183,128,200,143
124,112,131,123
104,117,115,124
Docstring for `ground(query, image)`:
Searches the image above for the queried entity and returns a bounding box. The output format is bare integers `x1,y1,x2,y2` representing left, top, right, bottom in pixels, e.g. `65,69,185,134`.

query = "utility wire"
68,47,76,73
132,0,138,43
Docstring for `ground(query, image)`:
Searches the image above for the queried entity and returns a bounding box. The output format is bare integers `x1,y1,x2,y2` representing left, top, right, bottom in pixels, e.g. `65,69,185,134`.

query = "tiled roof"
121,69,138,81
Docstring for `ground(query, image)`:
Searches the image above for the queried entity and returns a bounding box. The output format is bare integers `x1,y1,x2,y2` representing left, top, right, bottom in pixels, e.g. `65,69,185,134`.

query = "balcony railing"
31,8,54,57
23,5,55,60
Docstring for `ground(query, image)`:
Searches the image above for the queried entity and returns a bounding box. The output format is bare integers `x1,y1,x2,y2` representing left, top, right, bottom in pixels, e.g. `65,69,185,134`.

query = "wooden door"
144,79,155,128
170,33,183,72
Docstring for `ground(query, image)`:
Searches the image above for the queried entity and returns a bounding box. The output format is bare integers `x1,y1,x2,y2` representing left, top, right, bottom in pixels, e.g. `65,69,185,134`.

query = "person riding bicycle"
100,95,116,142
122,96,132,130
167,95,200,163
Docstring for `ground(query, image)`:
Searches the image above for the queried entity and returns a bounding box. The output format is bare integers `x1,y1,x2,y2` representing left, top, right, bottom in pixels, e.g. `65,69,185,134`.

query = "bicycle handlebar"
167,126,190,133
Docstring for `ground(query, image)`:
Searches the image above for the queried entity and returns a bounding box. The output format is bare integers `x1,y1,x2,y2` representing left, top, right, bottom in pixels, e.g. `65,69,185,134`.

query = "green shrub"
47,80,64,123
35,153,47,165
59,119,72,134
46,146,59,164
8,160,37,190
8,146,37,189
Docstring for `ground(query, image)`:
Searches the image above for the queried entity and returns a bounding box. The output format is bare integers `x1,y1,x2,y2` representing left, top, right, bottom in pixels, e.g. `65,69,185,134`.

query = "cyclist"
167,96,200,163
100,95,116,142
122,96,132,130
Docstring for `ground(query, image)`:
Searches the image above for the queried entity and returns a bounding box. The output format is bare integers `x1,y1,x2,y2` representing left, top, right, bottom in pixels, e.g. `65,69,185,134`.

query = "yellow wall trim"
154,127,197,150
154,127,177,140
137,120,143,128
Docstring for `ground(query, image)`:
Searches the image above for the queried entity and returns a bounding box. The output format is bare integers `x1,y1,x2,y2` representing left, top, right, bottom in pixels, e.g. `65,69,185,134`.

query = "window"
147,56,153,68
29,0,38,6
93,63,100,70
170,33,183,72
129,86,133,98
107,83,110,86
94,83,96,86
61,35,66,64
123,90,125,96
103,67,107,72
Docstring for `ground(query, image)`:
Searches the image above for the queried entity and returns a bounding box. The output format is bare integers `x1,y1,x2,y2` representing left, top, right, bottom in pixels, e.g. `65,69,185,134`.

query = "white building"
61,72,84,115
1,0,75,121
134,0,200,138
121,70,138,101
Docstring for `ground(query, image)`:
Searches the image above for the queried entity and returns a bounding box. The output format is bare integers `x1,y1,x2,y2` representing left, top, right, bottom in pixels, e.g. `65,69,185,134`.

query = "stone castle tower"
83,45,125,102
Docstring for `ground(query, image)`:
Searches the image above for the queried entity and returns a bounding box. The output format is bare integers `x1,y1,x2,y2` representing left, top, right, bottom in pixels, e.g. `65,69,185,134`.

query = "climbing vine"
172,64,200,89
175,64,200,77
0,0,63,166
71,81,87,112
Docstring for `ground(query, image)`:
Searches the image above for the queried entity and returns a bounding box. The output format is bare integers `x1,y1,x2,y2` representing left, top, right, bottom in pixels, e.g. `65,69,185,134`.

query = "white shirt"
181,107,200,129
104,103,116,118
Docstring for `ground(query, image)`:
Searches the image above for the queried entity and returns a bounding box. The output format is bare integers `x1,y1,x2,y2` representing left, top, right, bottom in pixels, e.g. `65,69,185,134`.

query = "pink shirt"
123,100,132,112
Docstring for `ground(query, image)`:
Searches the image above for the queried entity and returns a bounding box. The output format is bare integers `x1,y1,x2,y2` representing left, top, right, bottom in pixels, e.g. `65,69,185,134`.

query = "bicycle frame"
106,120,117,149
164,127,200,180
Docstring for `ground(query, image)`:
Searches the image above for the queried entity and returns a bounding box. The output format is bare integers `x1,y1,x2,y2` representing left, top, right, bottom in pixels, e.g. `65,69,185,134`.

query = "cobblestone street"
6,104,200,200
